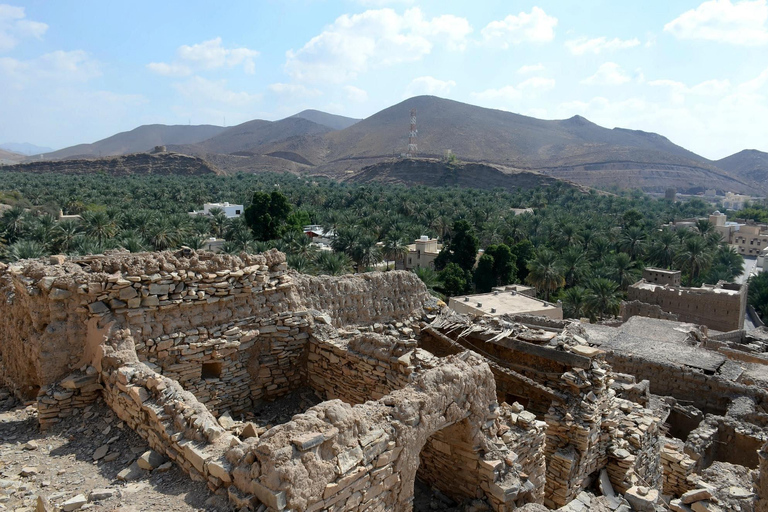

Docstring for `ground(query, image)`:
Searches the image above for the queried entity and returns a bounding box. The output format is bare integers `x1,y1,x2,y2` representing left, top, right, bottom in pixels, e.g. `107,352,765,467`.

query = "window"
235,210,241,215
202,362,222,379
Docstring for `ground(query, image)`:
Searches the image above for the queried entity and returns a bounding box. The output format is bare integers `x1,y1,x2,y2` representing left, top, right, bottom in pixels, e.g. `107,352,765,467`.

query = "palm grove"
0,170,764,323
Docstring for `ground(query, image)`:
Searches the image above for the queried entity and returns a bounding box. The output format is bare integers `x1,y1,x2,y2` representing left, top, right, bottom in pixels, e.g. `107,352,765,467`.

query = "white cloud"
518,76,556,92
581,62,632,86
518,63,545,74
285,8,472,83
0,50,100,85
470,86,522,107
649,78,731,103
481,7,557,49
565,36,640,55
173,76,261,106
0,4,48,52
344,85,368,102
404,76,456,97
354,0,414,5
148,37,259,76
664,0,768,45
269,82,322,98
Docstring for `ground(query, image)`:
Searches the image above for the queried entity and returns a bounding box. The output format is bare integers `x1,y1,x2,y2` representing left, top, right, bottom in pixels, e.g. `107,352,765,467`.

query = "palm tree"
208,207,228,238
287,254,314,274
525,249,565,301
559,246,588,288
414,267,442,298
316,252,353,276
675,236,713,286
709,246,744,282
54,220,82,253
1,206,27,242
610,252,642,291
585,278,621,321
561,287,588,319
619,225,647,260
649,228,679,269
81,210,118,245
383,236,409,270
694,219,714,237
351,237,382,271
7,240,46,261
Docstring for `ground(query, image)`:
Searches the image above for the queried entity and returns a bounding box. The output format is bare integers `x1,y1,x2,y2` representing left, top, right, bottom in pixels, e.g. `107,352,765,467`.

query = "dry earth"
0,387,224,512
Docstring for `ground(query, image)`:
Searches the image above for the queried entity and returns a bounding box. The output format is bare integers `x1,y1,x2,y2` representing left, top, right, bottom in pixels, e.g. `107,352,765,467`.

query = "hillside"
257,96,753,194
169,117,332,157
290,109,360,130
0,148,25,164
346,159,581,192
3,152,222,176
0,142,53,155
716,150,768,194
39,124,227,160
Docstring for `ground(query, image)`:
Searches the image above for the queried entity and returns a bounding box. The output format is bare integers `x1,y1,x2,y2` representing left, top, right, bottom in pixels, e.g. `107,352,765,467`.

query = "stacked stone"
37,368,103,428
306,332,427,405
495,402,548,504
543,356,614,508
137,312,311,415
660,438,697,497
603,398,663,494
293,272,431,327
101,363,238,491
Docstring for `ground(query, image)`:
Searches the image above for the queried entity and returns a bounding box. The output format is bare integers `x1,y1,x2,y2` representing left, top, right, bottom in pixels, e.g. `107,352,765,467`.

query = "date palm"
675,236,712,286
525,249,565,301
585,278,621,321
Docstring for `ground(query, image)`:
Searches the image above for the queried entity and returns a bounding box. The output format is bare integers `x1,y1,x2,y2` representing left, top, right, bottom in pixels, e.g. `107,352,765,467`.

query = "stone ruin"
0,248,767,511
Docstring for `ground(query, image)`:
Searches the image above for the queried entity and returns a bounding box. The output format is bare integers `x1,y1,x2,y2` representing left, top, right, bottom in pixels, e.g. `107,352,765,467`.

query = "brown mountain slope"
38,124,227,160
168,117,332,157
290,109,360,130
0,148,25,164
3,152,222,176
716,150,768,194
255,96,751,194
346,159,583,192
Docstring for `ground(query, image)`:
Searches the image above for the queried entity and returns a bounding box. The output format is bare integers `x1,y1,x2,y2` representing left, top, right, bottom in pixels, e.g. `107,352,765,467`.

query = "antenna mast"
407,108,417,157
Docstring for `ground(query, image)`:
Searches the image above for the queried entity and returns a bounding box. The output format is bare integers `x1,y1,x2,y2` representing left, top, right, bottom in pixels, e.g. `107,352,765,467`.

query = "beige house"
402,236,442,270
449,285,563,319
733,223,768,257
642,268,681,286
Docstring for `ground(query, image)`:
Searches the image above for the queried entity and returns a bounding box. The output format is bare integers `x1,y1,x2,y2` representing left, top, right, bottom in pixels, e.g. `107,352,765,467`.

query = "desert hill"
0,148,25,164
716,150,768,194
38,124,227,160
0,142,53,155
4,152,222,176
290,109,360,130
346,159,582,192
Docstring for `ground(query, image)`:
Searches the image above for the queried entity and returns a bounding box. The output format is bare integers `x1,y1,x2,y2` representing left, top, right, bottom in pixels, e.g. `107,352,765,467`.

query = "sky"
1,0,767,159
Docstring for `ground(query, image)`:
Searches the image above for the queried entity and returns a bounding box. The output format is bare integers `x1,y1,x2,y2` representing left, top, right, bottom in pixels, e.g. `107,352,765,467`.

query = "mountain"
0,142,54,155
39,124,227,160
168,117,332,157
716,150,768,194
290,110,360,130
0,148,25,164
256,96,752,194
4,152,222,176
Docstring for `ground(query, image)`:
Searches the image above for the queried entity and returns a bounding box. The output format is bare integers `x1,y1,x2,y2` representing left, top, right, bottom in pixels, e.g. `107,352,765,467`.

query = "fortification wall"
627,282,745,331
293,272,430,327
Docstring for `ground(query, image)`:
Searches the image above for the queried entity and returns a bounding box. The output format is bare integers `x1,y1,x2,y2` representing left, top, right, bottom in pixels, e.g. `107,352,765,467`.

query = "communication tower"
407,108,417,157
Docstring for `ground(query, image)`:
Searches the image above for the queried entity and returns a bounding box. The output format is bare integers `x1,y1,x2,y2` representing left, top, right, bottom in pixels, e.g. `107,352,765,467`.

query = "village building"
188,202,244,219
302,225,335,246
733,223,768,257
449,285,562,319
402,236,442,270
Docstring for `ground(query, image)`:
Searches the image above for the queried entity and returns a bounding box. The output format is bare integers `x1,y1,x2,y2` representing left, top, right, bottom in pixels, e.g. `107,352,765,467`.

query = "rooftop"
450,289,559,317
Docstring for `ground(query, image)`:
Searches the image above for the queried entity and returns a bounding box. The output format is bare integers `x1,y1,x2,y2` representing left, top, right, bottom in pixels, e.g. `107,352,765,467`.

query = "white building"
189,202,244,219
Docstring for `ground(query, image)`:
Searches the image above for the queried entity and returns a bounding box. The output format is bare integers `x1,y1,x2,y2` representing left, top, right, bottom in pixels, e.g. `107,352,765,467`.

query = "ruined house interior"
1,248,768,511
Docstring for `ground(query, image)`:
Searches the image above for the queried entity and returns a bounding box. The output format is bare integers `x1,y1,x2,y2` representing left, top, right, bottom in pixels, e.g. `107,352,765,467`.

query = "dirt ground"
0,388,224,512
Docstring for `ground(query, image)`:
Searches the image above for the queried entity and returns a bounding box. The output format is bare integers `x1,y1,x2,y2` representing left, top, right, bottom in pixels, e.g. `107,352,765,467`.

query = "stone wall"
293,272,430,327
627,280,747,332
620,300,679,322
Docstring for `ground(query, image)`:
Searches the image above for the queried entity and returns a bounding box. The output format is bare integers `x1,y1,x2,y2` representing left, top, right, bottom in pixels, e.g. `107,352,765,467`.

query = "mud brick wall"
627,282,746,332
620,300,679,322
293,272,430,327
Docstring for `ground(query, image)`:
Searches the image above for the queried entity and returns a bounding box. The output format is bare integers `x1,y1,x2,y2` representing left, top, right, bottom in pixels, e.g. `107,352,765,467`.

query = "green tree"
525,249,565,301
748,272,768,322
585,278,622,320
244,190,293,241
511,239,535,283
561,287,588,319
435,220,479,272
484,244,517,286
439,262,472,297
675,236,713,285
474,254,496,293
414,267,442,297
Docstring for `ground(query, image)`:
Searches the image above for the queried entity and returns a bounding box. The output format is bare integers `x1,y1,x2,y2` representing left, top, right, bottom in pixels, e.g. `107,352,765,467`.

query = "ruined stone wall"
627,282,746,331
660,438,696,497
293,272,430,327
605,351,768,415
620,300,679,322
226,355,543,511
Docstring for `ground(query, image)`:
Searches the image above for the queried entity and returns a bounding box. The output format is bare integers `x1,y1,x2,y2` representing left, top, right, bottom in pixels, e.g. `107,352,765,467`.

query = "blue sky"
1,0,767,159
